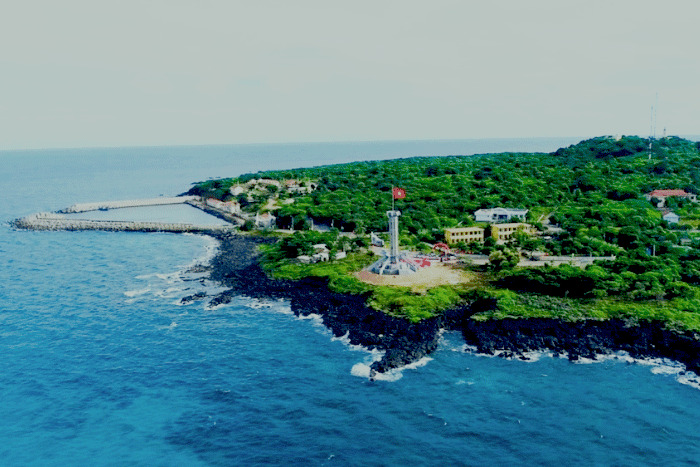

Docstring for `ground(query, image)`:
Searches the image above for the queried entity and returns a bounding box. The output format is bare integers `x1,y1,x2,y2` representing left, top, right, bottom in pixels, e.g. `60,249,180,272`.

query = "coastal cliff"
206,233,700,376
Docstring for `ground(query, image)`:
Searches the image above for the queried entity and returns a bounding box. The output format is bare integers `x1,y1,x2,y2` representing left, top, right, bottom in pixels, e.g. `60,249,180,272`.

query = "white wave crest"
677,373,700,390
124,287,150,298
245,299,275,310
330,331,377,354
330,331,351,345
465,348,700,391
182,233,219,265
351,354,433,382
297,313,325,328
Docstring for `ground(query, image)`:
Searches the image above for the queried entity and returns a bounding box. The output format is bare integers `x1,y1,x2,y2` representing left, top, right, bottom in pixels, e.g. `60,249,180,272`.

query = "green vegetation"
472,289,700,333
257,230,471,322
195,136,700,330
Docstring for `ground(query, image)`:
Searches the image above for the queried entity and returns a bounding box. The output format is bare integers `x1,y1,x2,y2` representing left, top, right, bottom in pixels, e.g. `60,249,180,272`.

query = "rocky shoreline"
204,233,700,377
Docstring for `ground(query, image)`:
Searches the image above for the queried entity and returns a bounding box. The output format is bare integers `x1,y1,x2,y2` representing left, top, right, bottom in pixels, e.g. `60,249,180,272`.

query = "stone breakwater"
13,212,237,234
206,234,700,377
12,196,238,234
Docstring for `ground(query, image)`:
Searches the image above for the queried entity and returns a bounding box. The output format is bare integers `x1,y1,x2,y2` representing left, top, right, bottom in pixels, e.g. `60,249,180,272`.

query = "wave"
297,313,325,328
459,344,700,390
351,355,433,382
329,330,435,382
181,233,219,270
130,268,225,307
130,235,221,304
123,287,150,298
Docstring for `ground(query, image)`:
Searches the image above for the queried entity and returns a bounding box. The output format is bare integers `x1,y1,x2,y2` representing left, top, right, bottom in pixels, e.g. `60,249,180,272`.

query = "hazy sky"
1,0,698,150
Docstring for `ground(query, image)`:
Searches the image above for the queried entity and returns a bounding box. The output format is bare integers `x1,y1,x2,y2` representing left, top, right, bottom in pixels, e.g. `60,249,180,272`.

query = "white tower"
387,210,401,262
368,209,419,275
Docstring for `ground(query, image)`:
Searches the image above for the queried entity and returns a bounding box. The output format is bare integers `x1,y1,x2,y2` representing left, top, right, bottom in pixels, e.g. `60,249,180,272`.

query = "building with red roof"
645,190,697,207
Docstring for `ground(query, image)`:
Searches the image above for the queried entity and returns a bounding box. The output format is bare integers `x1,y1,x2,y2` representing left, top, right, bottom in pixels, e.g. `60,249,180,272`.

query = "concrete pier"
60,196,199,213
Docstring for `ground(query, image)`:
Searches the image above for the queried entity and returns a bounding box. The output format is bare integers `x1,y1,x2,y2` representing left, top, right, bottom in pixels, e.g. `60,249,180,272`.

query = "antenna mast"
648,104,653,160
654,92,658,139
648,93,658,160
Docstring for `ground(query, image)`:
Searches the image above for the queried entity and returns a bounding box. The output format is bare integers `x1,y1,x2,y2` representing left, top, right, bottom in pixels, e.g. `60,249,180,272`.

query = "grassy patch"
369,284,469,322
259,241,700,329
259,245,470,322
470,289,700,332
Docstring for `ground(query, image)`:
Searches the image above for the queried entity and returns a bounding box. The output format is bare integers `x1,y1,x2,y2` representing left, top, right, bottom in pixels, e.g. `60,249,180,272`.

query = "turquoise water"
2,139,700,465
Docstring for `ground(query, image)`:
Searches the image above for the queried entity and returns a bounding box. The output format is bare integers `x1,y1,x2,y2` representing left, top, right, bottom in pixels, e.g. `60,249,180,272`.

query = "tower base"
368,250,419,275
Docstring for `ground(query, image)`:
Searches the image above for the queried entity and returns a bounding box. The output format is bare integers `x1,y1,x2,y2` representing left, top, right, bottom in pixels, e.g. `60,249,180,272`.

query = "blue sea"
2,138,700,466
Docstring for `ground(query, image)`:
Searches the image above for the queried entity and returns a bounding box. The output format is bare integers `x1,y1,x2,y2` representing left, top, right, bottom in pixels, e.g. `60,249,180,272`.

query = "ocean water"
2,138,700,466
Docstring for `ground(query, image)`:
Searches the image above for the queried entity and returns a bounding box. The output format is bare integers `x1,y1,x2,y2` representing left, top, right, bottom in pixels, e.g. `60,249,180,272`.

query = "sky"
1,0,698,150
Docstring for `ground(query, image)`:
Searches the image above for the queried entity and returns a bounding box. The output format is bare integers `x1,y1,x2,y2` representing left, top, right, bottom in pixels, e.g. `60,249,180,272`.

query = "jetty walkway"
60,196,199,213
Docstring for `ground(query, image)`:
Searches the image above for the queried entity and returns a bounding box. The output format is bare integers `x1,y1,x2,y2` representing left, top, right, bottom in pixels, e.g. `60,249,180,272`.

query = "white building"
246,178,282,190
230,186,246,196
284,180,317,194
474,207,528,223
255,212,276,229
370,232,385,247
645,190,698,208
206,198,241,214
663,212,680,224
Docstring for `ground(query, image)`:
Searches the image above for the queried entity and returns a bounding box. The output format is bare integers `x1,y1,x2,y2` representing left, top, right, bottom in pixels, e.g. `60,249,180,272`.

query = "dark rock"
180,291,207,304
204,233,700,377
186,264,210,274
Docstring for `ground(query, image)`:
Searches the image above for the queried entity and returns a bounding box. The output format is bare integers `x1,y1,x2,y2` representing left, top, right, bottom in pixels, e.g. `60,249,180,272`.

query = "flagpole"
391,186,395,211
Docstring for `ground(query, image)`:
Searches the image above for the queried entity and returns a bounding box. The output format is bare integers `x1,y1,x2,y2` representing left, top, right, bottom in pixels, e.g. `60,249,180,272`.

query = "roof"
492,222,532,228
648,189,692,197
445,226,484,232
474,207,528,214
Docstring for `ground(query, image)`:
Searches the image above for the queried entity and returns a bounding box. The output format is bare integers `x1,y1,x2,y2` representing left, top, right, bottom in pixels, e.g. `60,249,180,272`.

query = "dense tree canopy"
192,136,700,310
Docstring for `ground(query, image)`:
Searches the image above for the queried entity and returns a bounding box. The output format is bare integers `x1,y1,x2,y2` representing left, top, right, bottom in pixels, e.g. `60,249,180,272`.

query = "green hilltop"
190,136,700,329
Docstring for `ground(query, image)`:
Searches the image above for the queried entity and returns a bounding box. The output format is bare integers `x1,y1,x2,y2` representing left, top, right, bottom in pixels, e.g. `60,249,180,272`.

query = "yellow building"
490,223,536,242
444,226,485,244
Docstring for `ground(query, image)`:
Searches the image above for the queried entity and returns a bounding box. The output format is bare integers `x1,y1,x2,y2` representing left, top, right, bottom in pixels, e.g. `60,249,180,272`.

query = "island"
15,136,700,378
187,136,700,377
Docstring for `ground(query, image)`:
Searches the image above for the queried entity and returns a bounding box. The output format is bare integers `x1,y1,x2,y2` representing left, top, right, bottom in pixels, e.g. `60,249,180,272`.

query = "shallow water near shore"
3,139,700,465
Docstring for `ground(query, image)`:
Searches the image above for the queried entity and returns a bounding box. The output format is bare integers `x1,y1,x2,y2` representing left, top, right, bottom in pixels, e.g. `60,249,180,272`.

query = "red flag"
392,187,406,200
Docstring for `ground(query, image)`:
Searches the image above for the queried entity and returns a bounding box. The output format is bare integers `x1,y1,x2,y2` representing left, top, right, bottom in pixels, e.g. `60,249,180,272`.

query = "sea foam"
461,343,700,390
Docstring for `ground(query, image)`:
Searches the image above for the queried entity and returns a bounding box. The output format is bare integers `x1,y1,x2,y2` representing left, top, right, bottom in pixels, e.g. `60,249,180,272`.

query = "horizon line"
2,133,699,153
0,134,598,153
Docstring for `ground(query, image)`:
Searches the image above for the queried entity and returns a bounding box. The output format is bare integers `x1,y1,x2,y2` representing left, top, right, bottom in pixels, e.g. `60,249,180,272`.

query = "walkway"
60,196,199,213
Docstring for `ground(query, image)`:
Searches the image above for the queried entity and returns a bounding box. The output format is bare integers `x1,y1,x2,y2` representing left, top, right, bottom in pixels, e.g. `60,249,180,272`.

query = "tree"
489,249,519,272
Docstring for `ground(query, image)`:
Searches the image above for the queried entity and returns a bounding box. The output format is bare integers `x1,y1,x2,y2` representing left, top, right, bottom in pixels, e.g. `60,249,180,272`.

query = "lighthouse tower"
387,210,400,260
368,209,419,275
